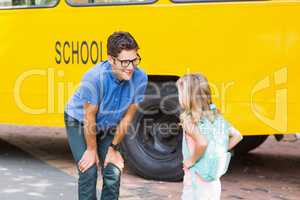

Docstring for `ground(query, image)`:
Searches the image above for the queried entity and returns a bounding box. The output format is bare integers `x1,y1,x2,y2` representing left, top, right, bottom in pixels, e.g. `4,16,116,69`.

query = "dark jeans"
64,112,121,200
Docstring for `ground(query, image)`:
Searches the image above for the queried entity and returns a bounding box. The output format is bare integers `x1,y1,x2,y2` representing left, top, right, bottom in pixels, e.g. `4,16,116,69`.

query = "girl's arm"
228,127,243,150
183,121,208,168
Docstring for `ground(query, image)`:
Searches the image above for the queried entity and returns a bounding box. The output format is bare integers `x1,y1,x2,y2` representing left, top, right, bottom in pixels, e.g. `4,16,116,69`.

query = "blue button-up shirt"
65,60,148,130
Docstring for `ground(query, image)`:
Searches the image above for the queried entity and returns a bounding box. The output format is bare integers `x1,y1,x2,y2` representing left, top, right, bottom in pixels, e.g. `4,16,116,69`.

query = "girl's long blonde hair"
176,73,217,127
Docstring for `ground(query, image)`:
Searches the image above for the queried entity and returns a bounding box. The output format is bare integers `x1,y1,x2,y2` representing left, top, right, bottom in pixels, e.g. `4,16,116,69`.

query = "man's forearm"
84,121,97,151
83,112,98,151
112,117,132,145
112,104,137,145
83,103,98,151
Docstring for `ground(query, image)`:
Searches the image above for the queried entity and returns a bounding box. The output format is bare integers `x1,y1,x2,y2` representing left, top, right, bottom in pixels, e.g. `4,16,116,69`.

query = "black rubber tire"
121,81,184,182
122,76,268,180
234,135,268,155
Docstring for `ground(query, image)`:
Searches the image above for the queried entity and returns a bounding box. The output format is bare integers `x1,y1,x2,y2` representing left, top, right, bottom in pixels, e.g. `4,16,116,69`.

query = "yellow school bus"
0,0,299,181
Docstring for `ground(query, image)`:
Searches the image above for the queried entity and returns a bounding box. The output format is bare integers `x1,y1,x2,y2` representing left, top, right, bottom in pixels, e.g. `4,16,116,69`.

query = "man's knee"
102,163,121,187
79,165,98,184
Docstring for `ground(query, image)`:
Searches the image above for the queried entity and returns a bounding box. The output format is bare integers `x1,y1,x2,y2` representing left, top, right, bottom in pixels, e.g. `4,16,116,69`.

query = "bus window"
69,0,154,6
0,0,57,8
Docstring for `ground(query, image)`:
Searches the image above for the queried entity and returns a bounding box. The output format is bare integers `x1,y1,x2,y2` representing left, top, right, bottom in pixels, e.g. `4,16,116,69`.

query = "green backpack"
182,114,232,185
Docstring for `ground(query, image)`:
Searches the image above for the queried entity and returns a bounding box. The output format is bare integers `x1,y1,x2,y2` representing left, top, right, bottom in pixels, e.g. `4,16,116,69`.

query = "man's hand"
104,104,137,171
78,149,99,173
104,147,124,171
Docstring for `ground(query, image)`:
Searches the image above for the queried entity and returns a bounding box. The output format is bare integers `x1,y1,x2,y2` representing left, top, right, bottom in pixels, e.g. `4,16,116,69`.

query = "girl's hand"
228,127,243,150
183,158,196,169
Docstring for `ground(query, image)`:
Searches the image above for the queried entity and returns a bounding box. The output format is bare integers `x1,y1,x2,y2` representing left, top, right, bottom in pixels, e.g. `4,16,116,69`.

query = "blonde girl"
176,73,243,200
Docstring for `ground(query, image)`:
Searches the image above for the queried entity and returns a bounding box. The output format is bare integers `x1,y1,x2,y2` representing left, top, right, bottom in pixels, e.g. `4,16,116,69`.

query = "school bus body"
0,1,299,134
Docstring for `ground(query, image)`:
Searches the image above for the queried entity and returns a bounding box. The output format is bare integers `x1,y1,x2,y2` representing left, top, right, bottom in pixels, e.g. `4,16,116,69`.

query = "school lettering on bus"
55,41,104,65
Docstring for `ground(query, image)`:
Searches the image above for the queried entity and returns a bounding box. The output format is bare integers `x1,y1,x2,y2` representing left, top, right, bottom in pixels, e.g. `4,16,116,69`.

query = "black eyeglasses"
113,54,141,68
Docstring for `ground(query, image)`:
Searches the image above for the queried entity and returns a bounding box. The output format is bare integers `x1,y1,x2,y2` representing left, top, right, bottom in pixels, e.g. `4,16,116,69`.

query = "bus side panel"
0,2,299,134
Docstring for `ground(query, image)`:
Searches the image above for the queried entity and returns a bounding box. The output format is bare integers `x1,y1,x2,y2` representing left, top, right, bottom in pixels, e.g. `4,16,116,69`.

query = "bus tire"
234,135,268,155
121,96,183,182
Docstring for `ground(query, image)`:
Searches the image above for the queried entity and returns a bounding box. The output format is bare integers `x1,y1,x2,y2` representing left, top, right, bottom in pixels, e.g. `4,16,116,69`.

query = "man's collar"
105,61,124,85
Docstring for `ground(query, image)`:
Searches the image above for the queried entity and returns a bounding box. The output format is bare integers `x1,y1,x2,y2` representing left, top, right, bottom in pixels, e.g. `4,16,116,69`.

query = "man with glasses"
64,31,148,200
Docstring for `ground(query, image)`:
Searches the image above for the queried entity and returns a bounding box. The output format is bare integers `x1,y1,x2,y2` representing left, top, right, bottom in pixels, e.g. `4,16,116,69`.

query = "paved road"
0,139,78,200
0,125,299,200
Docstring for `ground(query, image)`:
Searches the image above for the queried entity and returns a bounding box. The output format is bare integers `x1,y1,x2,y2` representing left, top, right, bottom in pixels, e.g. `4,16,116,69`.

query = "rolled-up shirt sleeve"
79,72,102,106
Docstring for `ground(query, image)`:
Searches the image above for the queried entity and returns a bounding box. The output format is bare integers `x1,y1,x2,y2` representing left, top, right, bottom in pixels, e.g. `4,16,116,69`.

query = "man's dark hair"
107,31,139,57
